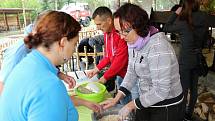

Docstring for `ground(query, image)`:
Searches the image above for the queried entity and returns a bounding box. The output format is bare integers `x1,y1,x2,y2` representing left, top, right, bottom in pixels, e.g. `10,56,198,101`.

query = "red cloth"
96,28,128,80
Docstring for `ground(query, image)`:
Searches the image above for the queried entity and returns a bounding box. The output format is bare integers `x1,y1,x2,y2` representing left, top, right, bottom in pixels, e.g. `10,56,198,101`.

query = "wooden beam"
154,0,157,11
0,8,34,14
117,0,120,8
84,46,89,70
55,0,58,10
29,12,32,23
22,0,27,28
93,45,97,68
73,52,103,57
3,12,9,31
17,13,21,30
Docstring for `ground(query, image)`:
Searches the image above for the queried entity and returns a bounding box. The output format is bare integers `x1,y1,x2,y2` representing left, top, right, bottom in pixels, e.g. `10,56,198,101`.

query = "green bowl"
75,82,106,103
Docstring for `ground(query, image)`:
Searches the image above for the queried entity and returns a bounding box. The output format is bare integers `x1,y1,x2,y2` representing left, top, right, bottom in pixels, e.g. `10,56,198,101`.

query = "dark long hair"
179,0,200,29
113,3,150,38
24,11,81,49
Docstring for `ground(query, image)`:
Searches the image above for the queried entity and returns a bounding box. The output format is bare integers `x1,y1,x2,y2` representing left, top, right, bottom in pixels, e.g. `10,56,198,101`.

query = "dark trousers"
135,102,183,121
179,66,199,118
211,52,215,70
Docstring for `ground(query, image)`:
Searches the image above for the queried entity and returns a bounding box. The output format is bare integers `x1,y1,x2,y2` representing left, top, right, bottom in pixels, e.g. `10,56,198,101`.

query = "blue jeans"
116,76,139,105
131,83,139,100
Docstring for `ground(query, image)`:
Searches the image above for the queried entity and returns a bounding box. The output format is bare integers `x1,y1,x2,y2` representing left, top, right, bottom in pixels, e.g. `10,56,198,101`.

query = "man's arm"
102,37,128,80
163,12,183,33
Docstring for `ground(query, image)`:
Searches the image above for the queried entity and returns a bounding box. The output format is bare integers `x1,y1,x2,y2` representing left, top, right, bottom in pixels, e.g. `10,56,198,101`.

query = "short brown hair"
92,6,112,20
114,3,150,38
24,11,81,49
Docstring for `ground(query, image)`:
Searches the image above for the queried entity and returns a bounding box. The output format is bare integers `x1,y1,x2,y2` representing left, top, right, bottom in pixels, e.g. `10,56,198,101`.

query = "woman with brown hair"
0,11,76,95
0,11,101,121
102,3,183,121
163,0,208,120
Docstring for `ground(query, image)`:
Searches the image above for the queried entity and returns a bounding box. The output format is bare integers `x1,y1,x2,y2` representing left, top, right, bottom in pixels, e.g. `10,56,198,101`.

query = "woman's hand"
84,101,102,113
101,98,118,110
176,7,182,15
70,96,102,112
86,67,99,78
58,72,76,89
118,101,136,120
98,76,107,84
101,91,125,110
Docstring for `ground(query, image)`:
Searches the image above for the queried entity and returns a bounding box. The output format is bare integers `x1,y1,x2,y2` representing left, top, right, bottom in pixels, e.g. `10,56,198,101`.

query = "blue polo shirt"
0,49,78,121
0,40,30,82
0,24,33,83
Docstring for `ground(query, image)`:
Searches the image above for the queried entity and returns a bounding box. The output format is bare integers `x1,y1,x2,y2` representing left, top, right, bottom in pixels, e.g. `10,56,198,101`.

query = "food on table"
77,85,94,94
86,83,100,93
98,114,120,121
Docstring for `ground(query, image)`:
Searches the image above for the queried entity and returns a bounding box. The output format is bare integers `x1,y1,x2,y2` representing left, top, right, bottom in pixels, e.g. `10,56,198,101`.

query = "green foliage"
155,0,180,10
0,0,42,22
0,0,22,8
0,0,108,12
201,0,215,14
0,0,41,9
38,0,76,11
81,0,106,11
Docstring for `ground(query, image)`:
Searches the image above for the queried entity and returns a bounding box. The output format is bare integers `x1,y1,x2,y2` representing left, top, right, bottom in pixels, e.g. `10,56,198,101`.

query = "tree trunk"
55,0,58,10
22,0,26,28
117,0,120,8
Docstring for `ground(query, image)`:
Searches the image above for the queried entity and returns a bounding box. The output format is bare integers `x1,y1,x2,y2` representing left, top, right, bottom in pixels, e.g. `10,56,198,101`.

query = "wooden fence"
0,30,103,71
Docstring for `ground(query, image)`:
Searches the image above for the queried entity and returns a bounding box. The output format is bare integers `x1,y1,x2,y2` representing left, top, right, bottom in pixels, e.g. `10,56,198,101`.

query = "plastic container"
75,82,106,103
92,104,135,121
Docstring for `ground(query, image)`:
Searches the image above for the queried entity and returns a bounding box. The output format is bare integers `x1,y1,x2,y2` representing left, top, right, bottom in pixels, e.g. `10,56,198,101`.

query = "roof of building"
0,8,34,14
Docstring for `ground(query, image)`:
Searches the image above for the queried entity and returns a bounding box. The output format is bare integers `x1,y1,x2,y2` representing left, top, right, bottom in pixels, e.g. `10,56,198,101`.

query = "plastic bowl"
75,82,106,103
91,104,135,121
